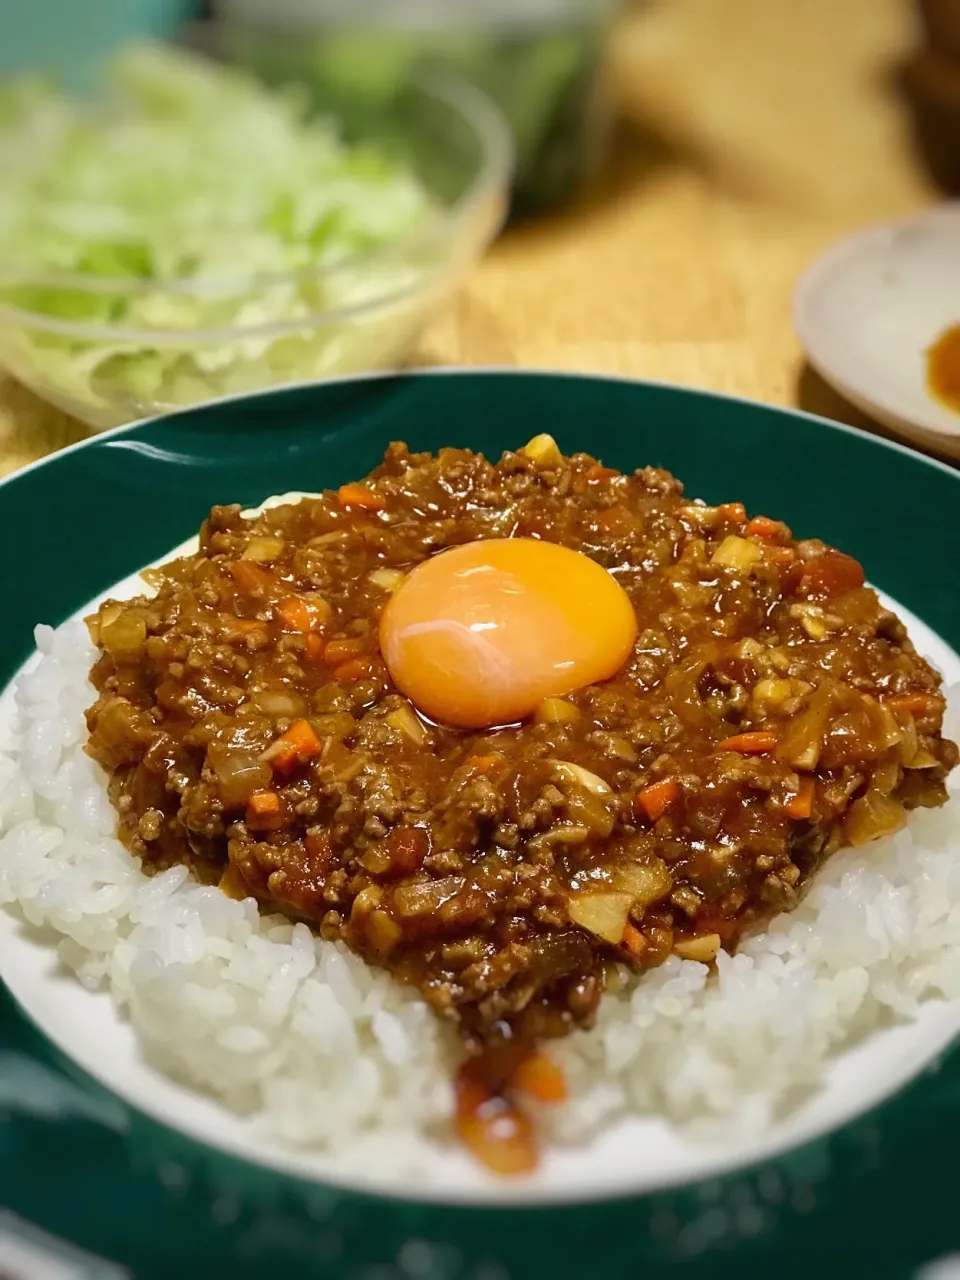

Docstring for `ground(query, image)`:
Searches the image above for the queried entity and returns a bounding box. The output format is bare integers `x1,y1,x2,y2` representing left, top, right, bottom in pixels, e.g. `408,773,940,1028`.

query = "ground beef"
85,438,958,1071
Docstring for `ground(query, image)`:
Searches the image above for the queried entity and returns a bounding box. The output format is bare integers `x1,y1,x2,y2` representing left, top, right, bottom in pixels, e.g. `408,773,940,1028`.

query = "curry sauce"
84,440,958,1172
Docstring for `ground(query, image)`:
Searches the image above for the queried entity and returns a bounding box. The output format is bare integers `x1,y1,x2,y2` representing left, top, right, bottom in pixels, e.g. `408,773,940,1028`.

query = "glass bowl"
0,70,512,430
216,0,620,218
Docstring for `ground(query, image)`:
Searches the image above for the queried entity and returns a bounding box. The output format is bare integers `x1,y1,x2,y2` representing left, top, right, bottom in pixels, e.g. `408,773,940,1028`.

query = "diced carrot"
765,546,796,568
323,636,368,665
333,657,373,682
454,1067,538,1176
511,1053,567,1105
784,777,815,820
248,792,280,815
273,593,330,634
745,515,790,541
635,776,680,822
800,549,865,600
303,633,326,662
457,1106,537,1176
717,502,746,523
276,596,312,633
621,922,647,958
230,560,274,596
584,464,619,484
717,730,778,754
262,746,297,776
245,789,282,830
464,754,501,775
882,692,943,720
337,482,387,512
262,719,323,774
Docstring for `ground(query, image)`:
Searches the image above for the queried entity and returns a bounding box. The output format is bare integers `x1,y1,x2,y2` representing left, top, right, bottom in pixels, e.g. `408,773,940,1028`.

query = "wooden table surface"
0,0,938,476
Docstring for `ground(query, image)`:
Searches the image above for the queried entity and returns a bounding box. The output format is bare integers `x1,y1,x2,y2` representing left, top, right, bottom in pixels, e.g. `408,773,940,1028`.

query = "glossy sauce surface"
84,439,958,1172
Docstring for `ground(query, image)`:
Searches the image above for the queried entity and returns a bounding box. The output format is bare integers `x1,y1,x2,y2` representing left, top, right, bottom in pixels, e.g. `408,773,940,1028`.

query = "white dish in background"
793,204,960,457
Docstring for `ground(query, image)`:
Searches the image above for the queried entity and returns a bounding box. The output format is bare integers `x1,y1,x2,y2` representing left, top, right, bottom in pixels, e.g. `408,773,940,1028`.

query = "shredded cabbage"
0,44,440,426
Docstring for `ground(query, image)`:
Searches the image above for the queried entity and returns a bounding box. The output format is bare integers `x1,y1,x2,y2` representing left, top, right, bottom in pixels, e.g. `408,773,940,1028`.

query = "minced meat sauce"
85,438,958,1173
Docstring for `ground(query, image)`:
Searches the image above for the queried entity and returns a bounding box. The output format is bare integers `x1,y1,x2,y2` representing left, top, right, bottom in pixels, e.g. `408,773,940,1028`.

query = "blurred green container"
214,0,619,218
0,0,197,91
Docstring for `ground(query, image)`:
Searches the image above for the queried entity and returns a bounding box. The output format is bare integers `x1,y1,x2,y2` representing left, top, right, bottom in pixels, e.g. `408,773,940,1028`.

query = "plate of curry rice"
2,371,960,1278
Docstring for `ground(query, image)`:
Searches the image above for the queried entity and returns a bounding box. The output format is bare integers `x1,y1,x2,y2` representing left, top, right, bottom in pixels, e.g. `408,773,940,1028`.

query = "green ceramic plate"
2,370,960,1279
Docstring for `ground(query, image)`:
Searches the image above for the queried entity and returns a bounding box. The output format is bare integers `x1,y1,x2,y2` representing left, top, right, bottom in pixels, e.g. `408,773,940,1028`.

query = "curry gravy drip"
84,441,960,1172
927,323,960,413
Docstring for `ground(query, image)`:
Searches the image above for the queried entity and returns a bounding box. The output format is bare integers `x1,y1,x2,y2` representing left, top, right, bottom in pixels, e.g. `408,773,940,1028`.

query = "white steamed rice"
1,615,960,1164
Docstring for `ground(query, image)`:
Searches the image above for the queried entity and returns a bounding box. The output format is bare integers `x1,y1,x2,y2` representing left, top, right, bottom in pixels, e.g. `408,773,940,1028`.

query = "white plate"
793,204,960,457
2,573,960,1205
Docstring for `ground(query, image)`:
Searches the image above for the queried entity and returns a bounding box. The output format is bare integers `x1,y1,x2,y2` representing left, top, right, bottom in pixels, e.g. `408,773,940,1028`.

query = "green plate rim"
2,368,960,1278
8,364,960,490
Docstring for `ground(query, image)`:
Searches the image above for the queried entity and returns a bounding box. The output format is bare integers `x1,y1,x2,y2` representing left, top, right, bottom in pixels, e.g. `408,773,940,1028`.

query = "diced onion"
368,568,405,592
366,910,402,954
906,750,940,769
310,712,356,740
386,702,427,745
680,504,721,531
322,741,365,782
350,885,383,918
360,845,394,875
522,433,561,465
789,602,833,640
534,697,580,724
752,678,793,710
613,860,673,907
711,536,764,572
871,757,901,796
564,787,616,835
100,611,147,658
209,748,272,806
242,536,285,563
845,791,906,846
779,686,835,770
251,689,308,719
737,638,764,659
529,825,592,847
567,892,633,944
895,713,919,765
550,761,611,795
671,580,713,609
599,734,637,762
393,877,465,918
674,933,721,963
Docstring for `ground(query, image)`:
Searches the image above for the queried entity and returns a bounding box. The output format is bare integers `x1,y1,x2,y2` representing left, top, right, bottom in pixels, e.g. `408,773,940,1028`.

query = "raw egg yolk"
379,538,638,729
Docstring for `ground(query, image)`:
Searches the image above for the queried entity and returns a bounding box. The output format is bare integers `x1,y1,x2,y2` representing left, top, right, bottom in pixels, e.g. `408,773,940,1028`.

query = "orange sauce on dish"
926,323,960,413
